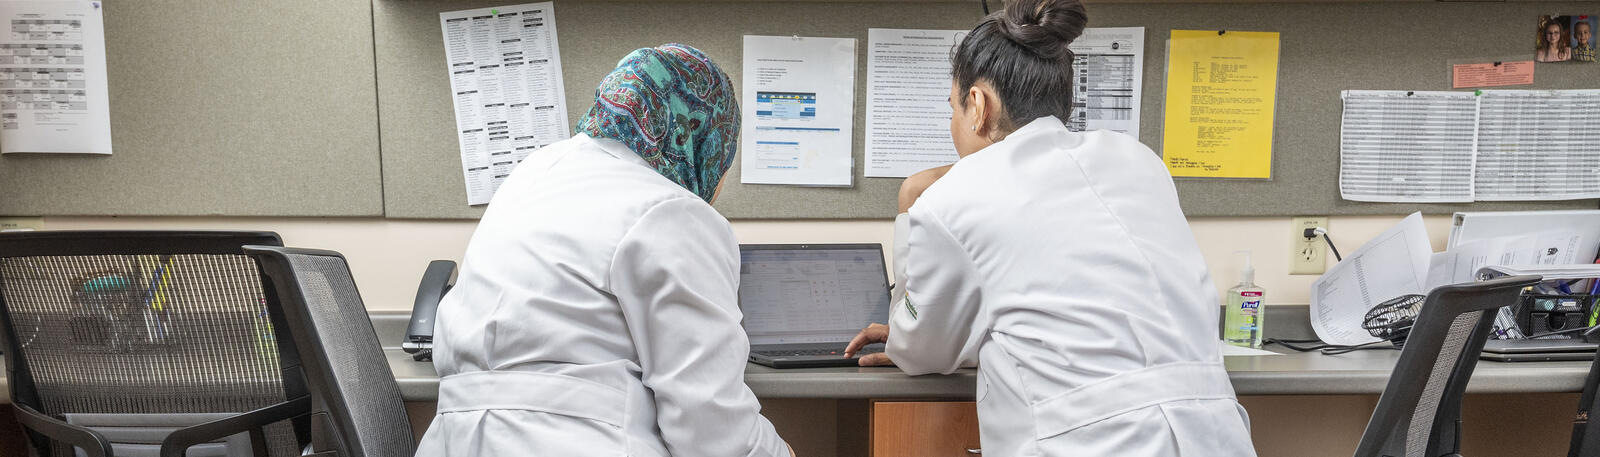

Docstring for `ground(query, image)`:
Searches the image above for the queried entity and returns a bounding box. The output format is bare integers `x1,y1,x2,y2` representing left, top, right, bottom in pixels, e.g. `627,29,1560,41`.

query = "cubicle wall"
0,0,384,217
2,1,1596,218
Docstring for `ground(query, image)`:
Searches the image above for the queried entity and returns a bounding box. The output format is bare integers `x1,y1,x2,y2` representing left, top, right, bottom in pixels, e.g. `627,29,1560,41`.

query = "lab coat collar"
1010,115,1067,138
579,133,654,169
965,116,1073,160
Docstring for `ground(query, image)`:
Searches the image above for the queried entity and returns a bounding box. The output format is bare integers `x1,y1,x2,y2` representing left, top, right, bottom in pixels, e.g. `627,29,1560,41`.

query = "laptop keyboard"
755,347,883,357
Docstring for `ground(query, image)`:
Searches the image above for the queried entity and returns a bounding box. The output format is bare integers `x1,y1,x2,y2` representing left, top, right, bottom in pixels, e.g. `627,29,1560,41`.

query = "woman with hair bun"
844,0,1257,454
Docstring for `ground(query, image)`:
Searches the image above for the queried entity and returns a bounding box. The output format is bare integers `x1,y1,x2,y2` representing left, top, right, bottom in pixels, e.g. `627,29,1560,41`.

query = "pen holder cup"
1510,293,1596,340
68,269,179,353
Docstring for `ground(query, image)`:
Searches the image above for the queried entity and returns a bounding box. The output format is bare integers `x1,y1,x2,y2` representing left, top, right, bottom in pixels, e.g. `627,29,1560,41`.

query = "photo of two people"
1538,14,1596,63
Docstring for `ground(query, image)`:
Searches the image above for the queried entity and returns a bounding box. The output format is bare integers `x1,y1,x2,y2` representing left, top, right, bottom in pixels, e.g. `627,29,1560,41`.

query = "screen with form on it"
738,247,891,346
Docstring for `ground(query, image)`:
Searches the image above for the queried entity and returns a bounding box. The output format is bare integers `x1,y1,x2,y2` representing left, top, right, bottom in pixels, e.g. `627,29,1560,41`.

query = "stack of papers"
1426,231,1586,290
1310,212,1600,345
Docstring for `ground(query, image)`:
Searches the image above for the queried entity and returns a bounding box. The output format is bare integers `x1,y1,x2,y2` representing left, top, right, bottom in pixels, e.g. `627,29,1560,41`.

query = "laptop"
739,244,891,368
1480,338,1598,362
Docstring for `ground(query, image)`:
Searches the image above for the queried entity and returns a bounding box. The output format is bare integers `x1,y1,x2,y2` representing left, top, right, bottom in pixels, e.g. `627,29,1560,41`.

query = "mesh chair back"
0,231,306,457
1571,351,1600,456
245,246,414,457
1353,275,1542,457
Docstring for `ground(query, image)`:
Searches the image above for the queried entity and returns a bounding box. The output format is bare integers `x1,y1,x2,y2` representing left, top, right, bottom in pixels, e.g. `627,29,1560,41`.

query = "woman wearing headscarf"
416,44,792,457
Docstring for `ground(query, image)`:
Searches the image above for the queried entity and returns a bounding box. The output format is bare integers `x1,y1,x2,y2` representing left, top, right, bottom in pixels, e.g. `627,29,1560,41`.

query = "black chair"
1567,327,1600,456
0,231,312,457
1353,275,1543,457
244,246,414,457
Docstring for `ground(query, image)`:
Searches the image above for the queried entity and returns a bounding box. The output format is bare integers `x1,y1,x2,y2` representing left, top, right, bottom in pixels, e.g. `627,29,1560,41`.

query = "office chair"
0,231,312,457
244,245,414,457
1565,318,1600,456
1352,274,1542,457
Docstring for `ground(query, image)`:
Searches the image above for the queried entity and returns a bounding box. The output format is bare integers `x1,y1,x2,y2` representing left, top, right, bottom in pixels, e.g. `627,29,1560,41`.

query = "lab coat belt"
1031,361,1236,440
436,370,627,427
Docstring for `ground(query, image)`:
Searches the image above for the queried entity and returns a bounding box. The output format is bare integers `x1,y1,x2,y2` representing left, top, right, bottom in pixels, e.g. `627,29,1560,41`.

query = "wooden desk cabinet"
870,401,981,457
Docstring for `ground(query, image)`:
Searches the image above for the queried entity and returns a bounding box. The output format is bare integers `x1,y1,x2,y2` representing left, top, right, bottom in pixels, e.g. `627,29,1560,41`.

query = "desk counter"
386,347,1592,402
382,306,1592,400
4,308,1594,404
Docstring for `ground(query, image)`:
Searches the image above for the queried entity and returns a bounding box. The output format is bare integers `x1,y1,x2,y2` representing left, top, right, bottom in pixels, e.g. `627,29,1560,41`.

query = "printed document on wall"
863,29,963,178
1473,90,1600,201
1067,27,1144,139
741,35,855,186
0,1,110,155
440,2,569,205
1338,91,1477,203
1309,212,1432,346
1161,30,1280,179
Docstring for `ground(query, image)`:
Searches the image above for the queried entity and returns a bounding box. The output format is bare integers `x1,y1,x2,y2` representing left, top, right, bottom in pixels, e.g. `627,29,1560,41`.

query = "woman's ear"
968,86,989,137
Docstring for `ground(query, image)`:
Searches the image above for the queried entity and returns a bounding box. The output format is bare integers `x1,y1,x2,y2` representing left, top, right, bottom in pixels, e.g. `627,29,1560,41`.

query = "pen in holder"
68,256,181,353
252,299,279,365
1513,293,1594,339
70,270,147,353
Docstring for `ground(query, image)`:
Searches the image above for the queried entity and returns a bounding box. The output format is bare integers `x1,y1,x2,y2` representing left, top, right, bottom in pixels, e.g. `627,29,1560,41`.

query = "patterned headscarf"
577,44,739,203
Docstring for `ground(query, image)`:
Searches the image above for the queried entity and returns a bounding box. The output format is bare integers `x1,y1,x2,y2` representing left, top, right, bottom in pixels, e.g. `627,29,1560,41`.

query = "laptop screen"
738,245,892,346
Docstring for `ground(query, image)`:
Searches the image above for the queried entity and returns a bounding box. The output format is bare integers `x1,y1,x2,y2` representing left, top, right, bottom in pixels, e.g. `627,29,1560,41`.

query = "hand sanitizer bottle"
1223,251,1266,349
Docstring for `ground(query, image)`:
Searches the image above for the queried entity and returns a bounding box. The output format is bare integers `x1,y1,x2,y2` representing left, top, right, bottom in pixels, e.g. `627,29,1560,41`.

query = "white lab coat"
415,134,789,457
887,117,1256,456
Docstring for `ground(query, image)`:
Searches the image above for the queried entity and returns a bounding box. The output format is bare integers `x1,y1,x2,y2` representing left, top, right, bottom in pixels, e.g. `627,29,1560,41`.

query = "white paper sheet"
740,35,855,186
1310,212,1433,346
1338,91,1477,203
1219,341,1280,357
1425,231,1585,290
440,2,569,205
1428,230,1586,339
0,1,110,155
863,28,963,178
1066,27,1144,138
1474,89,1600,201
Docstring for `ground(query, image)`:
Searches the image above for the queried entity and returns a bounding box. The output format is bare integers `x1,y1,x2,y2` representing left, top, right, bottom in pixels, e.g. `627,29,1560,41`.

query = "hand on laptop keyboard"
845,323,895,366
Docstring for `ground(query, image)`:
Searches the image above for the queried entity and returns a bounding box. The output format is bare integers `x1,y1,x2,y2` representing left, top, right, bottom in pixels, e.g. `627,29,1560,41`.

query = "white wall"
40,214,1453,311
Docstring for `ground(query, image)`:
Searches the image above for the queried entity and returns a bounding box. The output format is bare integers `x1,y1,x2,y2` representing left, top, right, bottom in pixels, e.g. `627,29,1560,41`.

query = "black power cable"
1323,232,1343,261
1303,227,1343,262
980,0,990,15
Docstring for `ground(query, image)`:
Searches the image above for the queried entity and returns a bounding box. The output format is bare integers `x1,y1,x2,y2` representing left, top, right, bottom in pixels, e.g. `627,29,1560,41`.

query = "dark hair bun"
994,0,1087,60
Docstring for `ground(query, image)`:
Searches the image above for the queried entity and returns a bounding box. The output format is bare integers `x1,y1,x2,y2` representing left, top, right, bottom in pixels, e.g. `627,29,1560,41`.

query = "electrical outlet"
0,216,43,232
1289,216,1328,275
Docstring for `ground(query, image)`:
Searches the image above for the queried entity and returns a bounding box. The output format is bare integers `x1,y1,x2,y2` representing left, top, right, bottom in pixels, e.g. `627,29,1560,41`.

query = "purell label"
1241,290,1263,310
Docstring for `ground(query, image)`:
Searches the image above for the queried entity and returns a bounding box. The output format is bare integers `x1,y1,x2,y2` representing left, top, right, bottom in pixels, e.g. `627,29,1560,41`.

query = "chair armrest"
13,403,113,457
159,395,312,457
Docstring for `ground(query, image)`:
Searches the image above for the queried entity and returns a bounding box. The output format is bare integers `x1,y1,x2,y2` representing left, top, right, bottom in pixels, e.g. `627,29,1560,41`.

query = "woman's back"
891,117,1253,456
922,119,1222,379
419,134,788,457
434,135,693,377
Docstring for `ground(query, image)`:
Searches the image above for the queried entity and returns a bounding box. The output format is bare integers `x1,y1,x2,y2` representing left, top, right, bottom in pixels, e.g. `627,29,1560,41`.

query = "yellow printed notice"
1162,30,1280,179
